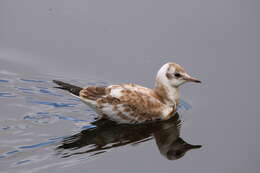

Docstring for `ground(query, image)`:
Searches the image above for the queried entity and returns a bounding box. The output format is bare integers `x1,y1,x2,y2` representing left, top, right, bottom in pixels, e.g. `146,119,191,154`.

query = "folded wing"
80,84,173,123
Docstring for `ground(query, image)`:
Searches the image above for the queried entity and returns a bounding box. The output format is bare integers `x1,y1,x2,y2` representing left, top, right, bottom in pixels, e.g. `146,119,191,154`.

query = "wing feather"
79,84,174,123
100,85,172,122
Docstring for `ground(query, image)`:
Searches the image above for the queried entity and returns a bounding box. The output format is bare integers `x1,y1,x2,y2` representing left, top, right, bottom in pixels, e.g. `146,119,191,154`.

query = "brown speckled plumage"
79,84,174,123
53,62,201,124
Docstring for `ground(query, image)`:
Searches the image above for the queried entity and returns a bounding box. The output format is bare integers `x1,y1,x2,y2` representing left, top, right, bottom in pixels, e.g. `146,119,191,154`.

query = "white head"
156,62,201,88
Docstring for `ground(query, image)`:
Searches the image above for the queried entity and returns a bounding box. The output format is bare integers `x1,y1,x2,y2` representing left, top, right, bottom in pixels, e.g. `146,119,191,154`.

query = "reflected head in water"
156,136,201,160
57,113,201,160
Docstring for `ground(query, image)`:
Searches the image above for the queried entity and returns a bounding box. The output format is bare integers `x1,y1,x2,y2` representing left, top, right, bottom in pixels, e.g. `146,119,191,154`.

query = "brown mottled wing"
116,89,166,121
80,86,107,100
80,85,171,123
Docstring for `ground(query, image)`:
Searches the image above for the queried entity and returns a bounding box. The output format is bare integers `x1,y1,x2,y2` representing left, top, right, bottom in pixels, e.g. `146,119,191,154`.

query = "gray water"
0,0,259,173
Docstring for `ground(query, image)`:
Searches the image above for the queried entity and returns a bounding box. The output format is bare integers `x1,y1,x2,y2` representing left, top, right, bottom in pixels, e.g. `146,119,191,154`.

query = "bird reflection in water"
57,113,201,160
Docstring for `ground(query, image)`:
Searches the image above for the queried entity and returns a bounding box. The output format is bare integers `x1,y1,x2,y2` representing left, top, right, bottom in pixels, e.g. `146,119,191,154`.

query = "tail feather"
53,80,83,96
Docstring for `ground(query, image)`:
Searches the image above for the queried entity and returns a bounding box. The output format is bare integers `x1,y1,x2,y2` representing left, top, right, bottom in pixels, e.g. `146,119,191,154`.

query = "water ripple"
0,92,16,98
24,112,89,124
0,79,8,83
38,88,63,97
0,70,198,172
20,78,46,83
30,100,77,108
16,160,31,165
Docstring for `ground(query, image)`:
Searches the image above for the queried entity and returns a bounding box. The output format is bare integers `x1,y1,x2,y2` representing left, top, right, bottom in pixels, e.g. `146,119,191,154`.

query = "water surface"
0,60,201,172
0,0,259,172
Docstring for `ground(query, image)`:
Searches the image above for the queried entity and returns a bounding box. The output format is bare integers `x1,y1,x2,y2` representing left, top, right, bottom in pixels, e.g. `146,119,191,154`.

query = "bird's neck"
154,79,180,106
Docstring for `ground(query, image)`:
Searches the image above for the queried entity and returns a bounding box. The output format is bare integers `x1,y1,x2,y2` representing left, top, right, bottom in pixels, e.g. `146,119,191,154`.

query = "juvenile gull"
53,62,201,124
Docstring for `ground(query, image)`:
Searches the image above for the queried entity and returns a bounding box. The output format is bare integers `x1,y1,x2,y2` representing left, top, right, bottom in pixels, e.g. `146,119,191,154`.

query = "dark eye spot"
174,73,181,78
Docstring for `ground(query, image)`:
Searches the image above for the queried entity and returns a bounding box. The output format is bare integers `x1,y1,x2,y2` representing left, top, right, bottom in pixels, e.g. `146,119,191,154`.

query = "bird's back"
53,80,174,124
80,83,174,123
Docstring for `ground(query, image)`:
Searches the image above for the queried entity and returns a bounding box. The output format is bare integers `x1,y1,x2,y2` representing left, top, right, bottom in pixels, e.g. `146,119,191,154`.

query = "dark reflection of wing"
56,113,201,160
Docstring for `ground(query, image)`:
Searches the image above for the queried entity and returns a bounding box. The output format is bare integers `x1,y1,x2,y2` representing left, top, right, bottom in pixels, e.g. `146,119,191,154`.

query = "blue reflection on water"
0,92,15,97
0,79,8,83
0,126,10,131
48,136,68,141
67,98,81,102
38,89,63,97
179,99,192,111
16,87,33,91
16,160,31,165
24,112,89,124
6,150,19,155
20,78,46,83
16,86,65,97
19,141,57,149
0,136,69,159
16,87,35,94
31,101,76,108
54,114,86,122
